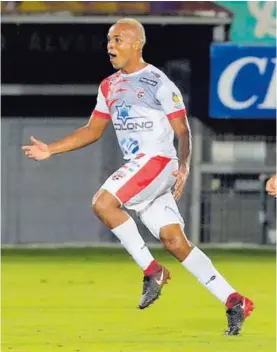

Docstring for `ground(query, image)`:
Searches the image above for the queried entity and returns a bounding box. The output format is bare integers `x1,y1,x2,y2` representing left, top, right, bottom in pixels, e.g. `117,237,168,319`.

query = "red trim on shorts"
167,109,186,120
93,110,111,120
116,155,171,204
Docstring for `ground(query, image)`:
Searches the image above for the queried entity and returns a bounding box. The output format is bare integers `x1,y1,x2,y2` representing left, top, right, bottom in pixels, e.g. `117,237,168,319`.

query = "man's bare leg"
92,190,170,308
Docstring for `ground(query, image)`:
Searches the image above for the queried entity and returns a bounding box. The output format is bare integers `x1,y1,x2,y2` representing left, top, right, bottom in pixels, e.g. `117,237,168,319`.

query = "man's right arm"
48,114,110,155
22,81,111,161
22,114,110,161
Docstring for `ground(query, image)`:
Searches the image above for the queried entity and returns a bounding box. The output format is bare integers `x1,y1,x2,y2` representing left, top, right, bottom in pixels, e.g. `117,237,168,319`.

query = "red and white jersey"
93,64,186,160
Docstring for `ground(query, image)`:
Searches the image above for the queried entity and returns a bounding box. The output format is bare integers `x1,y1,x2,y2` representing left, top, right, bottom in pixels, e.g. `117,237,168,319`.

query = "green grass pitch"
2,247,276,352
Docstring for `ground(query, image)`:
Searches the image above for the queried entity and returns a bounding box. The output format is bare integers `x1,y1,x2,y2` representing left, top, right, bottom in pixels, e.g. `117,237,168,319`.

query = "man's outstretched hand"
22,136,51,161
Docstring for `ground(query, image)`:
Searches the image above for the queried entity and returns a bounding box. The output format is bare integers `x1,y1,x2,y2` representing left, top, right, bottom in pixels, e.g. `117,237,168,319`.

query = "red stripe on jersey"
114,78,129,86
115,88,128,94
107,98,120,109
116,156,171,204
100,78,110,99
93,110,111,120
167,109,186,120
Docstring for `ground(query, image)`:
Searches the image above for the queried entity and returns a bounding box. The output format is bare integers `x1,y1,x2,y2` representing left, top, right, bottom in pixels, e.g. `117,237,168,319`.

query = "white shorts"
101,153,184,239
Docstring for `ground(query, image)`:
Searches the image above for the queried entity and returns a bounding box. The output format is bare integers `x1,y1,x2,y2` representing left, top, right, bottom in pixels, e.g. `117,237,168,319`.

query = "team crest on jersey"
136,88,144,99
112,169,127,181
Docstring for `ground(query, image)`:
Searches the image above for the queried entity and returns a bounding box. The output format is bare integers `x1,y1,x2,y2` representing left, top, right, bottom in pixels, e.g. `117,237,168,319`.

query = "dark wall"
2,23,212,118
2,22,274,136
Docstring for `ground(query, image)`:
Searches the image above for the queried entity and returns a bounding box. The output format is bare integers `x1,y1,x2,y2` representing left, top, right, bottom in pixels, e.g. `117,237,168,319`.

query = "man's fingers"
173,191,181,201
174,173,182,184
173,170,189,201
30,136,41,145
25,153,36,159
22,146,36,156
174,183,181,194
267,187,276,194
23,147,37,158
174,176,184,190
174,177,180,188
174,179,185,201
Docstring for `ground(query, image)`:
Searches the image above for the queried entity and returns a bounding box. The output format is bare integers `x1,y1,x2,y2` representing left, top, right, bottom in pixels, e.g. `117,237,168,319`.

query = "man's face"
107,24,138,70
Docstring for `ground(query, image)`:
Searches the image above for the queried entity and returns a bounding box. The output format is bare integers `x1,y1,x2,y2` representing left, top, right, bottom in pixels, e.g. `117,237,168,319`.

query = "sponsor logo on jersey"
139,77,157,86
114,121,154,132
115,101,154,132
136,88,144,99
172,92,183,109
172,92,180,103
127,159,141,171
116,101,132,124
120,137,140,155
119,160,140,173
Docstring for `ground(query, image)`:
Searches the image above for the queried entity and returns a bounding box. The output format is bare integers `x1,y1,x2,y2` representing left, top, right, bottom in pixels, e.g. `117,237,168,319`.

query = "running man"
22,18,254,335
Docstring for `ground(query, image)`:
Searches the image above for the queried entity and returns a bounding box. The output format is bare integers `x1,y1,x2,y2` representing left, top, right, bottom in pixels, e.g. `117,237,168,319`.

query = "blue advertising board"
210,43,276,119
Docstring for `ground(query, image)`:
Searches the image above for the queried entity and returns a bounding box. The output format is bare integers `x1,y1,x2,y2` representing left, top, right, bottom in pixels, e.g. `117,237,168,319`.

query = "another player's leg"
139,193,254,335
92,189,170,309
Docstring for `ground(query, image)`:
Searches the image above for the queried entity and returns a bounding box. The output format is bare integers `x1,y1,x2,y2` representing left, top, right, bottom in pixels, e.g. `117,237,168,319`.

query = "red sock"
225,292,243,308
143,260,162,276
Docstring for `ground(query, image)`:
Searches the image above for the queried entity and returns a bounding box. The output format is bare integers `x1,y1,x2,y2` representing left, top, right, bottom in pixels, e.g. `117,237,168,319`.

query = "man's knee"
92,194,105,217
92,189,120,217
160,224,192,258
160,226,184,250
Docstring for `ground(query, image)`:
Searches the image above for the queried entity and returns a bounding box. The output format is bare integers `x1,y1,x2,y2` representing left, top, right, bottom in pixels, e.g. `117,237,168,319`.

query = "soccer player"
266,174,276,197
22,18,254,335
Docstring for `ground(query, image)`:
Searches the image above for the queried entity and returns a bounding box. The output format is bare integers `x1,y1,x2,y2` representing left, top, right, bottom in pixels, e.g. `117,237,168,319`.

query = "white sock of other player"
182,247,236,304
111,217,160,274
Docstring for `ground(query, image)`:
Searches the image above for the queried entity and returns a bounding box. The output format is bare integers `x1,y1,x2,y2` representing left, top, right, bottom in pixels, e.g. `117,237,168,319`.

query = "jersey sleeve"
156,81,186,120
93,81,111,120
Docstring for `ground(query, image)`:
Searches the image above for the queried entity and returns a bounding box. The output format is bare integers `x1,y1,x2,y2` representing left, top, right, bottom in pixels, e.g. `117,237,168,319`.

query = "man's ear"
133,40,141,51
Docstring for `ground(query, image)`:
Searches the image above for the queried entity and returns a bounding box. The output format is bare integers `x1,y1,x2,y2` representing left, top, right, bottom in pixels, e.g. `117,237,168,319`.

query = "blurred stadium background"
1,0,276,248
1,2,276,352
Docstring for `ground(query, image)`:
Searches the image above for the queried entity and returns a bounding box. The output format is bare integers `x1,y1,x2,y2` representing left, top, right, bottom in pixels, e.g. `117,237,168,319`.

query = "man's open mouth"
109,53,117,60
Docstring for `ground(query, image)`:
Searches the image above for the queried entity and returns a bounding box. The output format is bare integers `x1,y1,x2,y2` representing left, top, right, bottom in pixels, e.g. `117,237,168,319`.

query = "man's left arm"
156,83,192,200
169,114,192,200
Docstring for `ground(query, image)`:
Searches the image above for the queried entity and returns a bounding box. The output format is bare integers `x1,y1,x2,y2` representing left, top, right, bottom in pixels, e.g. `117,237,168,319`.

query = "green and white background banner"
216,1,276,44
